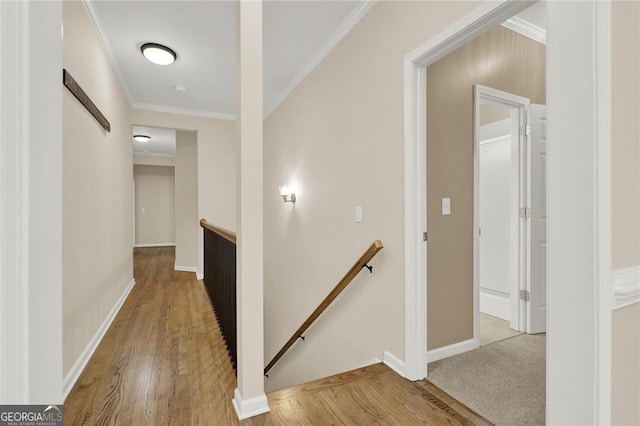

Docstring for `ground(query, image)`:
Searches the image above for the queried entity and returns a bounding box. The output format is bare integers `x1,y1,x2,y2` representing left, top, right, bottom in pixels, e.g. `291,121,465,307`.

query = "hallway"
65,248,491,425
65,247,238,424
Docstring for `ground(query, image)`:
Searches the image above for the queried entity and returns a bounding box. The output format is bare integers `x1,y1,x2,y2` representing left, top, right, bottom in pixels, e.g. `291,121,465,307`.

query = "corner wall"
175,131,199,270
262,1,480,391
63,2,133,378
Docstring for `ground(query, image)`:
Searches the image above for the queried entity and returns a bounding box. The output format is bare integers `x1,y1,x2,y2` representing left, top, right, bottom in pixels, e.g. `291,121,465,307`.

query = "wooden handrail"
200,218,237,245
264,240,384,376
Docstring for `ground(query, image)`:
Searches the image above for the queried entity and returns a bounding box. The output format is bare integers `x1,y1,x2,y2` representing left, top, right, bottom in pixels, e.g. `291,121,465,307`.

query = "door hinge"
521,124,531,136
520,290,530,302
519,207,531,219
423,232,428,242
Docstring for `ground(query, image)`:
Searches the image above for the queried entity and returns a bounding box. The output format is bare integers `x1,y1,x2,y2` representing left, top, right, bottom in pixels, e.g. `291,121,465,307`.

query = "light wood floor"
65,247,491,425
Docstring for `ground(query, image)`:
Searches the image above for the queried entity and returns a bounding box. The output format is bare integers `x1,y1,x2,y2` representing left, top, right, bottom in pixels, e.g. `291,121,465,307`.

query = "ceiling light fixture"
141,43,177,65
133,134,151,142
174,85,187,93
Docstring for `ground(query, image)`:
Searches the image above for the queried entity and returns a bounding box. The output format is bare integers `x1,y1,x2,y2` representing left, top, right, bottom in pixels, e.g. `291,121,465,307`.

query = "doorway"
474,85,547,346
416,4,553,424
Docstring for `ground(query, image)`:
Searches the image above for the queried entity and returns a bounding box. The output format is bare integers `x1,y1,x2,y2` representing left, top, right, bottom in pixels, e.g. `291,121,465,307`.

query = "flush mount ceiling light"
133,134,151,142
141,43,177,65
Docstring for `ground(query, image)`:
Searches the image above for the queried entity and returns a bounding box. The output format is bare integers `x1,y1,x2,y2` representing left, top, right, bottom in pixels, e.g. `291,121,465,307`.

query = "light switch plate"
442,198,451,215
355,206,363,223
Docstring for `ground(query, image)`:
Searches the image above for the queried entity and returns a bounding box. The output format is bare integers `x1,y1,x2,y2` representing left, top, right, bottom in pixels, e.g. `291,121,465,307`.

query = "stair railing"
200,218,237,371
264,240,384,376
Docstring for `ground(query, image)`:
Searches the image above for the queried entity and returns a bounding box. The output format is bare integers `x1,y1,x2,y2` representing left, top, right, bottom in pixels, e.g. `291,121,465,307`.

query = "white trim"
134,243,176,248
544,1,612,423
501,16,546,46
474,85,530,338
594,2,612,422
63,279,136,399
232,388,270,420
197,271,204,280
479,290,511,321
131,102,235,121
403,0,532,382
81,0,134,104
612,266,640,310
479,134,510,145
264,1,377,117
426,339,478,363
403,55,427,381
382,351,406,378
174,265,198,274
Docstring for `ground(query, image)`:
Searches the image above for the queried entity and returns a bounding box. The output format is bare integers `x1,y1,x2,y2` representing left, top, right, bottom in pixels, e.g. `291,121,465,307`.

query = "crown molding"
131,102,235,121
133,152,175,158
81,0,135,104
501,16,546,45
264,0,377,118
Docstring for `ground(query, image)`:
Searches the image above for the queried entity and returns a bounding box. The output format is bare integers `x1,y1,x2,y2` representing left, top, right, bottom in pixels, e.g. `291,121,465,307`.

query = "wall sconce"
279,185,296,203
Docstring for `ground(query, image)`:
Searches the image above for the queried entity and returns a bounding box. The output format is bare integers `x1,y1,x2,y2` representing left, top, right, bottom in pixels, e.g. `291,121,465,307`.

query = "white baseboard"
63,278,136,399
232,388,270,420
383,350,406,378
174,265,198,273
196,271,204,280
134,243,176,248
479,289,510,321
612,266,640,310
427,338,478,363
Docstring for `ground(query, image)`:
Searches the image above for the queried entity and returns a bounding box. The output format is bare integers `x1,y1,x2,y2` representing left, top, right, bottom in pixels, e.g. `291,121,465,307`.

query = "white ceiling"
90,0,371,119
515,1,546,31
88,0,544,156
132,126,176,156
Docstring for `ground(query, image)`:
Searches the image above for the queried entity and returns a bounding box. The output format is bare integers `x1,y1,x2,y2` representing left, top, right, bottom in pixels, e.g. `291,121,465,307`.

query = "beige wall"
611,1,640,424
426,25,545,350
130,109,235,276
175,131,199,269
63,2,133,376
612,304,640,425
134,165,175,246
263,1,481,391
612,0,640,272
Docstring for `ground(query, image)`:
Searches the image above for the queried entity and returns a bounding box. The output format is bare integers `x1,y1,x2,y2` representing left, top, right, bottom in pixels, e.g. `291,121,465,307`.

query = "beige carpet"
427,334,545,426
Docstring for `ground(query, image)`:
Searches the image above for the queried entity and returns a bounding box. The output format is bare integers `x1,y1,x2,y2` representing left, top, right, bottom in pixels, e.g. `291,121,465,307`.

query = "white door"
526,104,547,333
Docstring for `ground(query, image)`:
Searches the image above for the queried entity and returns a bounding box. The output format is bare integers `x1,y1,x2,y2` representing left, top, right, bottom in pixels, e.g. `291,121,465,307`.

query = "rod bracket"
298,335,305,341
363,263,373,274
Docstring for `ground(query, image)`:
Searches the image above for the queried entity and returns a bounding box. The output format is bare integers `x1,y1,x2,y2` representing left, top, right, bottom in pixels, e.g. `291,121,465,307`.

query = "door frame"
473,84,530,336
403,1,612,423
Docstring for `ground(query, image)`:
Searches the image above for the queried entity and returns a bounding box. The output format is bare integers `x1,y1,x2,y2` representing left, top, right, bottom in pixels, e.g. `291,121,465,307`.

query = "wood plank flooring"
247,364,491,425
65,247,491,425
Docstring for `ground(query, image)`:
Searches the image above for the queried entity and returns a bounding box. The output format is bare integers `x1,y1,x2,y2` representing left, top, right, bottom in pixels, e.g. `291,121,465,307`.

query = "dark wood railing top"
200,218,237,245
264,239,384,376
